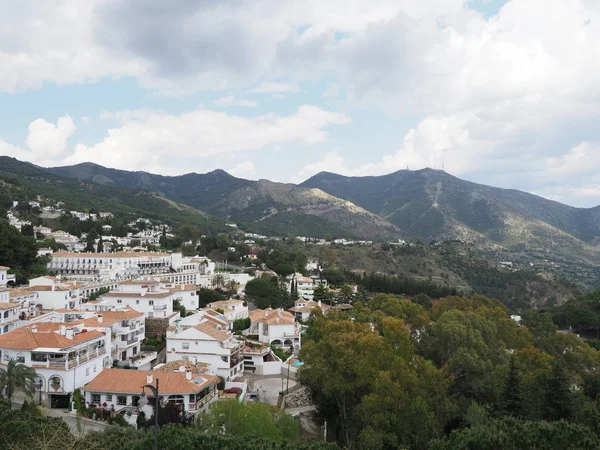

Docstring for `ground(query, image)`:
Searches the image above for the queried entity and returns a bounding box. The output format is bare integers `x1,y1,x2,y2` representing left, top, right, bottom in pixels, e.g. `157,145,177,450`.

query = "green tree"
430,418,600,450
244,275,282,309
500,356,524,418
0,359,37,401
543,362,575,421
413,293,432,309
197,399,301,441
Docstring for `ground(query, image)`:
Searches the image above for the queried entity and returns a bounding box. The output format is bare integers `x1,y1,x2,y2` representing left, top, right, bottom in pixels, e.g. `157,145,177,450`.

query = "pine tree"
500,356,524,418
543,362,574,421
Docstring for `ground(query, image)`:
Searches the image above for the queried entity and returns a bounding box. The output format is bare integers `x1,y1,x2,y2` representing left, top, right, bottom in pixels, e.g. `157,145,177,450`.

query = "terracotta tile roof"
8,288,37,298
82,368,214,395
208,299,245,308
168,285,198,293
0,326,105,350
289,300,331,314
249,308,295,325
193,322,230,341
80,309,144,328
0,302,18,310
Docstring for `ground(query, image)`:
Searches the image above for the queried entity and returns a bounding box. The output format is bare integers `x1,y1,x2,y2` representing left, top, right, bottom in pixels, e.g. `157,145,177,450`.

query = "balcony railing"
188,390,217,412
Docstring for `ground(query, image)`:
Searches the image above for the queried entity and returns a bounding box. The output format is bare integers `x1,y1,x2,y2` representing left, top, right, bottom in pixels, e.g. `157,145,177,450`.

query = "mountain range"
1,156,599,265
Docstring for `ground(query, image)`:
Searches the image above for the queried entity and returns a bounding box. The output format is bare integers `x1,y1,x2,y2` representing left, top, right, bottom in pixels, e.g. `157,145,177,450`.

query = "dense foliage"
299,293,600,449
0,219,47,283
0,401,336,450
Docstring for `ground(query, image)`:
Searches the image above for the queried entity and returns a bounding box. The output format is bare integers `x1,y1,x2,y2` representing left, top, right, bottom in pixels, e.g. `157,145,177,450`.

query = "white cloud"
229,161,257,178
0,115,76,165
80,116,89,123
213,95,257,107
251,82,300,94
63,105,350,173
296,152,349,182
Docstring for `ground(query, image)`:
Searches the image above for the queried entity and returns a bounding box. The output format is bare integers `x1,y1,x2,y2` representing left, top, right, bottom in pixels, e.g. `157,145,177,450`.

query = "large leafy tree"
244,275,283,309
0,359,37,401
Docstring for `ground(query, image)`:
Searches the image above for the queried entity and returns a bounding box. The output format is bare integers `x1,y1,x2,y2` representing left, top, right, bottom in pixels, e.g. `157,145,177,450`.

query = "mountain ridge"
37,160,600,260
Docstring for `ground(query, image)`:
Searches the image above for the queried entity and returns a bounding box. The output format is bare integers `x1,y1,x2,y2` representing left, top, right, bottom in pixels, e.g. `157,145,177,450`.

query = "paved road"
245,374,297,406
11,402,107,434
285,405,316,416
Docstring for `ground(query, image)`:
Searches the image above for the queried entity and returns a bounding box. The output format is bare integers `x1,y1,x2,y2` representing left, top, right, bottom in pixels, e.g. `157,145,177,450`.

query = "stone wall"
144,317,170,339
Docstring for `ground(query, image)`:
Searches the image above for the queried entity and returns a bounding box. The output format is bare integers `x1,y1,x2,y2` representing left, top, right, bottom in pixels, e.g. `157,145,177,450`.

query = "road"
11,402,108,434
245,373,297,406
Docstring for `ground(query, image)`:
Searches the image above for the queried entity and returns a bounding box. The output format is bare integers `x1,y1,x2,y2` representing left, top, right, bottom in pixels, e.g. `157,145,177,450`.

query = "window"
182,342,190,349
132,347,138,355
190,292,194,296
136,300,140,305
182,356,189,361
106,394,112,402
93,364,97,373
86,368,90,376
91,394,101,403
121,351,127,360
117,396,127,406
148,300,154,306
117,300,122,304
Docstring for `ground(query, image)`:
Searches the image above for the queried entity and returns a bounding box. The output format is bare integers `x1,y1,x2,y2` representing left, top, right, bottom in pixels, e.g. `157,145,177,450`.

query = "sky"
0,0,599,207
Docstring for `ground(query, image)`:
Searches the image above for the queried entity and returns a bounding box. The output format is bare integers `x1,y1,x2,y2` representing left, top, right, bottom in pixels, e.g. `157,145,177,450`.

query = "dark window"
117,396,127,405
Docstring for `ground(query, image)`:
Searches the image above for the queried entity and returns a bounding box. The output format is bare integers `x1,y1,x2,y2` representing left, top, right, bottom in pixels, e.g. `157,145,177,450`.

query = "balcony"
188,390,217,412
126,336,138,346
126,351,157,368
153,305,167,311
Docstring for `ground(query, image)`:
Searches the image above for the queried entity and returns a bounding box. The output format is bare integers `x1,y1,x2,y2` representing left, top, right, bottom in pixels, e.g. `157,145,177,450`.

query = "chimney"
97,314,103,323
186,370,192,381
60,325,67,336
65,327,74,339
146,374,153,384
276,317,280,324
318,300,322,308
31,325,38,333
181,285,184,291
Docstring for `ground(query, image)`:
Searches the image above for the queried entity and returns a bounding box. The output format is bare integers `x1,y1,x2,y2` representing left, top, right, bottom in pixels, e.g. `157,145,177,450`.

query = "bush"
232,318,251,333
108,413,130,427
217,376,226,390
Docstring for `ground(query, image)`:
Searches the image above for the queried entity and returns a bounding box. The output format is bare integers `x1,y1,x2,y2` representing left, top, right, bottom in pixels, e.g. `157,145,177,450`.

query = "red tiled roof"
82,368,214,395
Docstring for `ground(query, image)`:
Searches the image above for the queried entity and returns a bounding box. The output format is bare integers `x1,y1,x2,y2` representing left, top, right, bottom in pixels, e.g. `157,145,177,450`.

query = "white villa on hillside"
248,308,301,351
0,302,20,334
289,299,330,322
206,299,249,322
166,321,244,380
82,369,218,417
0,323,110,407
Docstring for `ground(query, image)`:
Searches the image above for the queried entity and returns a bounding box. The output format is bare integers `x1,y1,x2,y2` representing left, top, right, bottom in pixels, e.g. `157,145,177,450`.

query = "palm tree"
212,274,225,290
226,280,239,296
0,359,37,401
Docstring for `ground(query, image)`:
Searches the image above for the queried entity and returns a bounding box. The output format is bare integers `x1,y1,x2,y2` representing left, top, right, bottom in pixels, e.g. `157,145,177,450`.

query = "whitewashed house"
166,321,244,381
0,266,15,288
248,308,301,351
0,302,20,334
289,299,330,322
82,369,218,418
0,323,110,407
206,300,249,322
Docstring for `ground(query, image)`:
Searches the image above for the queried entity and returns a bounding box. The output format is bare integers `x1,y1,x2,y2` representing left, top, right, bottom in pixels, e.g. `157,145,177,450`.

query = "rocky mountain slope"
301,169,600,263
47,162,401,239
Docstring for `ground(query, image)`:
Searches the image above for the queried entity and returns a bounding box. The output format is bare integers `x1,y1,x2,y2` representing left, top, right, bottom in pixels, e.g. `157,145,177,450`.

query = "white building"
47,251,183,281
0,302,20,334
0,266,16,288
82,369,218,418
289,299,330,322
247,308,301,351
27,276,83,310
206,300,249,322
166,321,244,381
8,288,38,320
0,323,110,407
87,281,175,319
164,284,200,311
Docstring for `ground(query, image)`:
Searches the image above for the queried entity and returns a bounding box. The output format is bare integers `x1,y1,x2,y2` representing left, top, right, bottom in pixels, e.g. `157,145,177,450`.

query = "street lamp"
139,377,159,450
36,379,43,406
